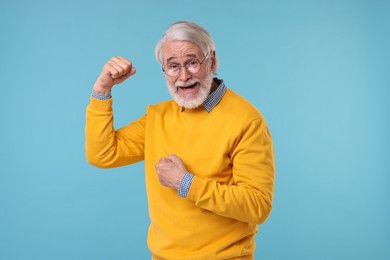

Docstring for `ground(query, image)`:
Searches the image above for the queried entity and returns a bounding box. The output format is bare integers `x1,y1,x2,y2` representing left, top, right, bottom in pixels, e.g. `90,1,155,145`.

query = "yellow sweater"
86,87,275,260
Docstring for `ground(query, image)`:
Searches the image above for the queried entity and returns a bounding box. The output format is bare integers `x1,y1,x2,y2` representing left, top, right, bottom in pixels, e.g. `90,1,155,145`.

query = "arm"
187,118,275,224
155,118,275,224
85,57,145,168
85,99,146,168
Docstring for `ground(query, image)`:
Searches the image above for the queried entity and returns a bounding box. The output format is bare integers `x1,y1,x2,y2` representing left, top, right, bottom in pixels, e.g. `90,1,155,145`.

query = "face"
162,40,216,109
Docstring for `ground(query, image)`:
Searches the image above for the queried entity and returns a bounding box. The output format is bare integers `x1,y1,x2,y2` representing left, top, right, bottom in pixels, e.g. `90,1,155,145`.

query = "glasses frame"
162,52,209,77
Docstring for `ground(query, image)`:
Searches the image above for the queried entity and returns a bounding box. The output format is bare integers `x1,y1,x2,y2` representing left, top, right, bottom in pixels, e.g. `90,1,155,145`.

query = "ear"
210,50,217,72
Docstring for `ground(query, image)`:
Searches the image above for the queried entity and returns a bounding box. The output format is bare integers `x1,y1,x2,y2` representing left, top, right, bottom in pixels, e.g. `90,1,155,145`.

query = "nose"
178,66,191,81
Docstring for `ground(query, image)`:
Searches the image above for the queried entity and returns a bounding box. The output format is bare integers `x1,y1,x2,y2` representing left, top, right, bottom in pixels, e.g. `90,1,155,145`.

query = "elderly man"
86,21,275,260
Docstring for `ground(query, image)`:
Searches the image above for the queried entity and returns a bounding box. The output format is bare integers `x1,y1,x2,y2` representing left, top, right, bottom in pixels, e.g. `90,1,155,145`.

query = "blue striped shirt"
203,78,226,113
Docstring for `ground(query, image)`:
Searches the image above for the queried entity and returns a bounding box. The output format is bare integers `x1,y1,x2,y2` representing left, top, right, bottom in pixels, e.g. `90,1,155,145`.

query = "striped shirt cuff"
178,172,194,198
91,90,112,100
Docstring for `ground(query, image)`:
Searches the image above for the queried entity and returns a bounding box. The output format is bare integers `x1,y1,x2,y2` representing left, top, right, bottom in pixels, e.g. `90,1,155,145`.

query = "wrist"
93,83,112,95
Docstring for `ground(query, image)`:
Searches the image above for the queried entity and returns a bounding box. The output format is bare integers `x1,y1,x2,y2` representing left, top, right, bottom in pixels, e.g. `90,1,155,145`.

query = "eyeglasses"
162,53,209,77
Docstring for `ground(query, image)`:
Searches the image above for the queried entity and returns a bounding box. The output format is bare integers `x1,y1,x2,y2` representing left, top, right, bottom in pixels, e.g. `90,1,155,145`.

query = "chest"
144,110,237,181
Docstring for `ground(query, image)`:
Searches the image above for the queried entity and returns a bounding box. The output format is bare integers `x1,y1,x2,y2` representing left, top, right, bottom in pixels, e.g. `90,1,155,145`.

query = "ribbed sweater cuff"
186,176,204,202
88,96,113,112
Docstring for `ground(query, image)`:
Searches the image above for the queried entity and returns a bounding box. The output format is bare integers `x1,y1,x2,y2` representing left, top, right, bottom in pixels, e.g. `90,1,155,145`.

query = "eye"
187,60,199,66
167,63,179,70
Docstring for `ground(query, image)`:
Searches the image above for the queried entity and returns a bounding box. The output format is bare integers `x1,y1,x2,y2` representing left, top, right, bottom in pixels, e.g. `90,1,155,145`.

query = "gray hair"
155,21,217,67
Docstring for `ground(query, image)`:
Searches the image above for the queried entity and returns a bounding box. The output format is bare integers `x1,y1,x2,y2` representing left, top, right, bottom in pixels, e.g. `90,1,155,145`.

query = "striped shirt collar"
203,78,227,113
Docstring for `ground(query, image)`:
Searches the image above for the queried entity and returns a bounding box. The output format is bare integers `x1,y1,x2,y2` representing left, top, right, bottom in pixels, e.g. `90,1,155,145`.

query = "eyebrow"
165,54,198,64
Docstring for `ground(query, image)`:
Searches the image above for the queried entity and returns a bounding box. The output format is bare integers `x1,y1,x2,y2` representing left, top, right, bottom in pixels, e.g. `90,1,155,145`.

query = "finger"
104,63,120,79
155,157,169,168
120,63,136,78
109,57,134,78
108,61,126,78
115,56,132,66
129,66,136,76
168,154,181,162
111,57,132,72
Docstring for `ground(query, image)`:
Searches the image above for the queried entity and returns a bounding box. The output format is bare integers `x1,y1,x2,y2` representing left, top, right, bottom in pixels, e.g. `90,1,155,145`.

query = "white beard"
166,71,214,109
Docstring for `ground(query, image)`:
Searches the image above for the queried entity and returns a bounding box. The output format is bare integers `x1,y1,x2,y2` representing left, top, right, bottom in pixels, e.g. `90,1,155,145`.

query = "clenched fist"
155,154,187,190
93,56,136,94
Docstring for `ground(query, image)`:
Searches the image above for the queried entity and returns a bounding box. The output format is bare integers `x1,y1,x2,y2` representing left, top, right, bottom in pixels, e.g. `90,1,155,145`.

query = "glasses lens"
167,69,178,77
164,64,178,76
186,60,200,74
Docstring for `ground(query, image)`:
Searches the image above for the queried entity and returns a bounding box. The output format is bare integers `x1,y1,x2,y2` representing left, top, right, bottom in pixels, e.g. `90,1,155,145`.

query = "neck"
209,78,219,94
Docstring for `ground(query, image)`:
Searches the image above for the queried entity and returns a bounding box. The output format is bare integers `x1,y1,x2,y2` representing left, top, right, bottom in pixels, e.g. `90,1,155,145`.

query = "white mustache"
174,79,200,88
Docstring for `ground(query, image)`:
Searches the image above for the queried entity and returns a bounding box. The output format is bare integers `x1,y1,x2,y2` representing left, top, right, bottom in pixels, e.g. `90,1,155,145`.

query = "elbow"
86,153,107,169
85,148,113,169
252,194,273,225
85,148,142,168
254,203,273,225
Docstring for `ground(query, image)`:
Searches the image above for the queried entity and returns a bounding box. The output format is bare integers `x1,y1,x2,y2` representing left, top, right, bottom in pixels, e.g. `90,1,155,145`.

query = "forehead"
162,40,202,63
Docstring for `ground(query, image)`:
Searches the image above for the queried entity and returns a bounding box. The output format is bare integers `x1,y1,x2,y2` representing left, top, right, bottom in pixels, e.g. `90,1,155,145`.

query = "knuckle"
125,64,132,73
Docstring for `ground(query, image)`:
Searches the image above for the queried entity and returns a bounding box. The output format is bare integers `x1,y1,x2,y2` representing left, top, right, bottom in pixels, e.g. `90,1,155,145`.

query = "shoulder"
218,88,264,122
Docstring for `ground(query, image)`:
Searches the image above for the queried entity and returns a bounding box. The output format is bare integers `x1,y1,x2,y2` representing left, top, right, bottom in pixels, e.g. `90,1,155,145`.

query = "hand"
93,56,136,94
155,154,187,190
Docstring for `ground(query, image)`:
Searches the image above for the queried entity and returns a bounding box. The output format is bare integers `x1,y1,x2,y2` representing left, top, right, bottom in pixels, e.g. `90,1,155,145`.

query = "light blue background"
1,0,389,259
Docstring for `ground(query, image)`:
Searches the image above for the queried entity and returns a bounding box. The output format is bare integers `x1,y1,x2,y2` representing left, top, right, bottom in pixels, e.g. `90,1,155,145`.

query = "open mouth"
179,82,198,90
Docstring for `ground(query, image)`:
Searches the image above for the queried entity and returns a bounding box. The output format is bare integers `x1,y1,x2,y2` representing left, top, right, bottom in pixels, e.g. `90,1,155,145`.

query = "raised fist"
93,56,136,94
